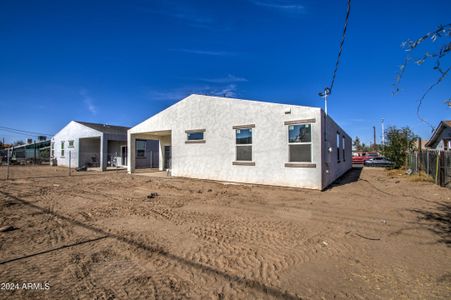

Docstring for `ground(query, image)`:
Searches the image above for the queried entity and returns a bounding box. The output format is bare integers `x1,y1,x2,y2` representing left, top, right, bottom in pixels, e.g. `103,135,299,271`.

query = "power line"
0,129,43,138
0,126,54,137
319,0,352,98
329,0,351,94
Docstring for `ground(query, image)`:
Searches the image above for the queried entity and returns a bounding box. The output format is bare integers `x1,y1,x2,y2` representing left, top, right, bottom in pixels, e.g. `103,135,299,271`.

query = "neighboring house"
52,121,158,170
8,140,51,164
425,120,451,151
128,94,352,190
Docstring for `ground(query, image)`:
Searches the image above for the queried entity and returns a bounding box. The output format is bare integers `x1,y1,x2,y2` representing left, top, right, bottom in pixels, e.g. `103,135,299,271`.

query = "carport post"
127,133,135,173
100,135,107,171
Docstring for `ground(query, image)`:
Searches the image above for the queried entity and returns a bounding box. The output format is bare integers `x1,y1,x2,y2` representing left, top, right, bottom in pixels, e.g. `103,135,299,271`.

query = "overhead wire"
320,0,352,96
0,126,53,137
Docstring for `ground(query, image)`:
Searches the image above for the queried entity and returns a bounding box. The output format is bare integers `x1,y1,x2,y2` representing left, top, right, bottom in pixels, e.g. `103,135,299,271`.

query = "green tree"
353,136,362,151
381,126,417,168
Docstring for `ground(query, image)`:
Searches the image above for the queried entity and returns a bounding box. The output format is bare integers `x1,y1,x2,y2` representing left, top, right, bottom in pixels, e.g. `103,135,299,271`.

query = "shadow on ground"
410,202,451,246
326,166,363,190
0,191,299,299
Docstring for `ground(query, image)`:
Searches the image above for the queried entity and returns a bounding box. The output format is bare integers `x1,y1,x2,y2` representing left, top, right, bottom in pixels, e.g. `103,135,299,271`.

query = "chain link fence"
0,147,160,180
407,150,451,188
0,149,129,180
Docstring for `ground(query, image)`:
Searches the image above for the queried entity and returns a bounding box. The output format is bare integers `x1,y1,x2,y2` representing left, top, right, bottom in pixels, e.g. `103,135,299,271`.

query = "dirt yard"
0,166,450,299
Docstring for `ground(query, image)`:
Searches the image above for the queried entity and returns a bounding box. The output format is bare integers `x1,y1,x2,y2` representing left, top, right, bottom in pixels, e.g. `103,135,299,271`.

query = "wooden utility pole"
373,126,376,150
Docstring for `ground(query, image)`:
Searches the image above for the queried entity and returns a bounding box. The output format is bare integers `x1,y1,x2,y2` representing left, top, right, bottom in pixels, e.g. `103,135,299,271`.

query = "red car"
352,152,379,164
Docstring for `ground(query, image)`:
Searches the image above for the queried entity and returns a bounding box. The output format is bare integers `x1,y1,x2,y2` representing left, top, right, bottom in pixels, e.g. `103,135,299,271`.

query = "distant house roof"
425,120,451,147
75,121,130,135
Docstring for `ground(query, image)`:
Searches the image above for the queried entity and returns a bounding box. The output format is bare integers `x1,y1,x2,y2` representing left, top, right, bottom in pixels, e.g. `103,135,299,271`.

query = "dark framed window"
288,124,311,162
236,128,252,161
68,140,74,148
342,135,346,161
61,141,65,157
187,131,204,141
136,140,146,158
337,132,340,162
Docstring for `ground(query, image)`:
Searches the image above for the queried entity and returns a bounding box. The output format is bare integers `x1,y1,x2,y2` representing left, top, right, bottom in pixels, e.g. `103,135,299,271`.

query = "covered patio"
128,130,171,173
78,134,127,170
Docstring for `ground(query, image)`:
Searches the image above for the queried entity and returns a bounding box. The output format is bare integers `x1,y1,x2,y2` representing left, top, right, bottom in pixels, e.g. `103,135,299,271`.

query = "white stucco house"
127,94,352,190
51,121,158,170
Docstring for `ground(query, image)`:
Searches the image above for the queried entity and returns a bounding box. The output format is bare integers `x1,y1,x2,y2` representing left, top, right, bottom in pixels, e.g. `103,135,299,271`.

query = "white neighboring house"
51,121,158,170
128,94,352,190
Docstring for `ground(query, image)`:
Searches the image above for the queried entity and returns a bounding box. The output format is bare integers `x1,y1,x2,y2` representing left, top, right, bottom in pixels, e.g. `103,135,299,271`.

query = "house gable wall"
130,95,325,189
52,121,102,167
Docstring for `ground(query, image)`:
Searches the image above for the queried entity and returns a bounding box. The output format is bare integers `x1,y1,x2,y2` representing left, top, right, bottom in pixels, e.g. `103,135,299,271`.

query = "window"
342,136,346,161
61,141,65,157
136,140,146,158
185,129,206,143
236,128,252,161
288,124,311,162
187,131,204,140
68,140,74,148
337,132,340,162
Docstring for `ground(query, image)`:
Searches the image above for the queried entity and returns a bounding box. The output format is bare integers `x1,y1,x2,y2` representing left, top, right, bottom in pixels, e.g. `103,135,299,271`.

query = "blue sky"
0,0,449,144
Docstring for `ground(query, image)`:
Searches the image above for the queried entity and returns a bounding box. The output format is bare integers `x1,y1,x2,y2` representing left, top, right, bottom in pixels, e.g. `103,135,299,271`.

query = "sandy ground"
0,166,450,299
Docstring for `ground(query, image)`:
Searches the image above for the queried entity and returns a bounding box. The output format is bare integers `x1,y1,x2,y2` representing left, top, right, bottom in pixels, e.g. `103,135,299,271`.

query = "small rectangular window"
136,140,146,158
235,128,252,161
61,141,65,157
68,140,74,148
187,131,204,141
337,132,340,162
288,124,311,162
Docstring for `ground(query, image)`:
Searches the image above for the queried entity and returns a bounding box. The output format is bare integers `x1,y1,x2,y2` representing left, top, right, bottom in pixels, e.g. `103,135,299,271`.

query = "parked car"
364,157,395,167
352,152,379,164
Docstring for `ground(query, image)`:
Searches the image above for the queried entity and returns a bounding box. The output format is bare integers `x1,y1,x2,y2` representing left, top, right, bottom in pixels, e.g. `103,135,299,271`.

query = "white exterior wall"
321,112,353,189
52,121,101,168
130,95,331,189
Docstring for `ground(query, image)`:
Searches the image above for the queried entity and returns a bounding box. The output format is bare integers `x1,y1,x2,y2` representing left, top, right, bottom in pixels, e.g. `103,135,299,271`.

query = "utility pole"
381,118,385,146
373,126,377,150
319,88,331,116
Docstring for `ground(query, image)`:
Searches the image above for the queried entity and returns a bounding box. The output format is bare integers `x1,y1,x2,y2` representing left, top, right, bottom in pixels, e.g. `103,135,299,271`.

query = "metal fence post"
69,150,71,176
415,152,418,173
435,153,439,185
6,148,10,180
